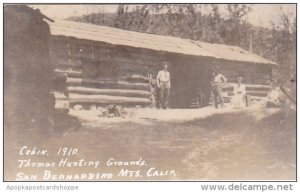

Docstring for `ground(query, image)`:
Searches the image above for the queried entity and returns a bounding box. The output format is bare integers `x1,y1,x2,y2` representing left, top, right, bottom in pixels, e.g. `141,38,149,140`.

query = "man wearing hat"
211,66,227,108
156,62,171,109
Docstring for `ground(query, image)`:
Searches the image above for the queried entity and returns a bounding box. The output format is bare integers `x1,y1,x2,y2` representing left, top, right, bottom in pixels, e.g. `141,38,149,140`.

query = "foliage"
68,4,296,89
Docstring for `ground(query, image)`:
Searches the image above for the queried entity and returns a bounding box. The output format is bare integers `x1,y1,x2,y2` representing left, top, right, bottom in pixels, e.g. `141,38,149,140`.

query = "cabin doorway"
169,62,211,109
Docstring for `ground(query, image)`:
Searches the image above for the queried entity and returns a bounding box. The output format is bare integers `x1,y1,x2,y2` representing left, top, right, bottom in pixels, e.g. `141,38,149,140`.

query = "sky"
30,4,296,28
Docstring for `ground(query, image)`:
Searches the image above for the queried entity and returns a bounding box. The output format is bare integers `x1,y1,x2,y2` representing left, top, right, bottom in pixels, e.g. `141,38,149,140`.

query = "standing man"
157,62,171,109
211,66,227,108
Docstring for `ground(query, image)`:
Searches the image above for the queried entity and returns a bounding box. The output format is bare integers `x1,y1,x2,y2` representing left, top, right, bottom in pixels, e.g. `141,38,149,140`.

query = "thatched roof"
47,20,276,65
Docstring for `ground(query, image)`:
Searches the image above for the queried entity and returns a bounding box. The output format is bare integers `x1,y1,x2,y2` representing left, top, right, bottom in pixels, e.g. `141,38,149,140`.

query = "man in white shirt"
211,66,227,108
156,62,171,109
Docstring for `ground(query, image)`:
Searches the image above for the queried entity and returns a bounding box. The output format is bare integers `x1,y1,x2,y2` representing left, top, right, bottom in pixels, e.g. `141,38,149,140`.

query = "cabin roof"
47,20,276,65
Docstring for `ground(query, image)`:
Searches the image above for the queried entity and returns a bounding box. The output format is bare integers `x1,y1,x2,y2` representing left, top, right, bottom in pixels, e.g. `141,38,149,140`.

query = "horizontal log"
50,50,82,58
68,86,151,98
246,85,271,90
81,80,150,91
64,37,95,47
68,40,91,48
80,53,159,68
55,66,82,73
100,57,158,68
70,53,95,61
120,74,149,83
68,94,151,105
51,52,85,62
50,52,70,61
246,90,268,97
119,68,154,75
220,95,265,104
67,78,151,91
52,91,68,99
55,69,82,78
253,81,270,86
217,96,231,103
223,83,271,91
53,60,82,68
50,48,70,56
50,42,86,52
119,72,156,79
225,90,268,97
50,43,68,51
247,95,266,101
67,78,82,85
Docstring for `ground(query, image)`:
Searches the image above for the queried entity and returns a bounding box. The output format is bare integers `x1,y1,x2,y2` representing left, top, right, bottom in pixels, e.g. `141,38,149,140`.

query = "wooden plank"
68,86,151,98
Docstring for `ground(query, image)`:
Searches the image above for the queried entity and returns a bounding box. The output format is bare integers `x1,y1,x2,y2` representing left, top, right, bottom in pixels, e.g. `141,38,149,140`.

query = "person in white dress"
231,76,246,109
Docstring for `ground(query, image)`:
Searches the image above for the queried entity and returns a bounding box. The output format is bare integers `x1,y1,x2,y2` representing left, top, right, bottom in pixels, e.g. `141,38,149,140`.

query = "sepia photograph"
3,3,296,181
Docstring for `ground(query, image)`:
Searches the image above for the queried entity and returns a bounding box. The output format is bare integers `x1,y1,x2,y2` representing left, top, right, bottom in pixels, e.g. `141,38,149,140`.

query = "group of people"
150,62,281,110
211,65,248,109
211,65,281,109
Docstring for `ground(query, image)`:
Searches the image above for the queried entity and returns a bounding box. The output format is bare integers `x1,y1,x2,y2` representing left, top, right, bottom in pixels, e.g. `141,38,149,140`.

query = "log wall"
50,36,274,109
50,36,159,108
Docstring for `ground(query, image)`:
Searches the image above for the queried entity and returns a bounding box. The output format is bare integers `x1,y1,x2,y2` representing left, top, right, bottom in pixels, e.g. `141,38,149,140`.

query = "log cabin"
47,20,277,109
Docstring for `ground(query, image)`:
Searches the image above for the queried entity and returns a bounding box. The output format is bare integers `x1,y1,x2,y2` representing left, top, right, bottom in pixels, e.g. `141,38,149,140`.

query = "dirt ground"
4,107,296,181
